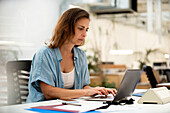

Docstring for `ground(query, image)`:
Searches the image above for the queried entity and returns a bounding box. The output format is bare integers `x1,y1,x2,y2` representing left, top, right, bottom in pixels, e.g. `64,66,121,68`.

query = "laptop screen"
113,69,142,102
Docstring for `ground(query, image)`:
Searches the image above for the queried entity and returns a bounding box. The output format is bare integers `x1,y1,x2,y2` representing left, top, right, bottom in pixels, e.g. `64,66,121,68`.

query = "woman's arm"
39,81,101,100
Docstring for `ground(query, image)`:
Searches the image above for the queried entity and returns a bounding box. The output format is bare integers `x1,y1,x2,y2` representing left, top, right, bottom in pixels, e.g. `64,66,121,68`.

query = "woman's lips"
79,39,84,41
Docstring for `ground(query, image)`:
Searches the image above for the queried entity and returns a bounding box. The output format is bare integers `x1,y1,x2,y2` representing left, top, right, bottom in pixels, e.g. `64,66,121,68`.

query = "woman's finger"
106,88,117,96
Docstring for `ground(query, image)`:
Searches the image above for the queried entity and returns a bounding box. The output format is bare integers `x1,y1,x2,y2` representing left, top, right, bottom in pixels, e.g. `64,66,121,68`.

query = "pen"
62,102,81,106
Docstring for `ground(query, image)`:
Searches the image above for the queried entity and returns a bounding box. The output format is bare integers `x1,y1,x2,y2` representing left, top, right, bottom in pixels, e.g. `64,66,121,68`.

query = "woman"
26,8,116,103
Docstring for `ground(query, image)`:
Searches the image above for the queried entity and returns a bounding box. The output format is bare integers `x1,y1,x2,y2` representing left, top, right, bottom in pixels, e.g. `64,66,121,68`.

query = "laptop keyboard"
85,94,114,101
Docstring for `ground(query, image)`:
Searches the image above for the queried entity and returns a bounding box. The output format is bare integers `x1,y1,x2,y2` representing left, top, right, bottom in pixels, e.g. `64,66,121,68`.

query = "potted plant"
135,48,161,69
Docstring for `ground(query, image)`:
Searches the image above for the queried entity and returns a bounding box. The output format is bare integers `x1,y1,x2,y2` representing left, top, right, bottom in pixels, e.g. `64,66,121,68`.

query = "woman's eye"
78,28,83,30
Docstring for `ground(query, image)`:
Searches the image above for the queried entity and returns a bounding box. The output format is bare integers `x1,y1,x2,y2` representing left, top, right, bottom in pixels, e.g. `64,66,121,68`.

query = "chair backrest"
165,69,170,82
143,65,158,88
6,60,32,105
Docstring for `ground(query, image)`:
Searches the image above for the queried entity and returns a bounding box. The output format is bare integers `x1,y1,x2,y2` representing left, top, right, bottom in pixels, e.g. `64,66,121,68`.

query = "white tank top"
61,68,75,89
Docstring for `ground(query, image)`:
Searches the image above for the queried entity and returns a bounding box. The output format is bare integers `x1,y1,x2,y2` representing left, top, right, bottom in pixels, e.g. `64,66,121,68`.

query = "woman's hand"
84,88,101,96
83,86,117,97
93,87,117,97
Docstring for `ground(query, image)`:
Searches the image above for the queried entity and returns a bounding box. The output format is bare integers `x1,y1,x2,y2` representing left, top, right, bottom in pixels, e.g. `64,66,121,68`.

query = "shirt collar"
55,48,62,62
55,47,78,62
73,47,78,61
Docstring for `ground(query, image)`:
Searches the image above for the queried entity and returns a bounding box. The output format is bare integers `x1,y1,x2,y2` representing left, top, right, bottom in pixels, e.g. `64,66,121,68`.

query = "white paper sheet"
54,102,108,112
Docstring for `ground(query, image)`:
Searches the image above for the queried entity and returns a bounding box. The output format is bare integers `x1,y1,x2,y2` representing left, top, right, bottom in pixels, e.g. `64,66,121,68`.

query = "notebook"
86,69,142,102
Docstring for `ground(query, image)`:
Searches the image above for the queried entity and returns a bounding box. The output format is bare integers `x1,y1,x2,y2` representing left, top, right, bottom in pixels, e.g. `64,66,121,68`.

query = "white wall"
0,0,63,60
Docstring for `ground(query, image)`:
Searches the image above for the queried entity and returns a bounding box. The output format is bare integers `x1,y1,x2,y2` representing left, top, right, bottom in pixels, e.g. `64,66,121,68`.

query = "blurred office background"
0,0,170,106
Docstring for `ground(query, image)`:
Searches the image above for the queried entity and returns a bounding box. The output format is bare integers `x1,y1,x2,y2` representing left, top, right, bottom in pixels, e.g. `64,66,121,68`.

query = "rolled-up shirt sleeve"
30,50,55,92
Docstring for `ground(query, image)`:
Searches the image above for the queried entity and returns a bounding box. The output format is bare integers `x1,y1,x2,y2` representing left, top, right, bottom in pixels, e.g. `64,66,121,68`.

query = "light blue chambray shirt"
26,46,90,103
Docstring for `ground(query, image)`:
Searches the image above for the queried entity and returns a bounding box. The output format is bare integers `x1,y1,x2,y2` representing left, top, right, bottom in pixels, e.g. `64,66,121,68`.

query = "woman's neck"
60,43,74,55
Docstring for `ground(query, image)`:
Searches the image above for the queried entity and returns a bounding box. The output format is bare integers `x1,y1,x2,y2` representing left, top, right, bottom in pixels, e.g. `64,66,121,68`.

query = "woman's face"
71,18,89,46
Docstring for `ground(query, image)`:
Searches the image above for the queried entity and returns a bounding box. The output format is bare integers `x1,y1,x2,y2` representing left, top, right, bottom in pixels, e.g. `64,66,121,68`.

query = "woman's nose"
82,31,87,37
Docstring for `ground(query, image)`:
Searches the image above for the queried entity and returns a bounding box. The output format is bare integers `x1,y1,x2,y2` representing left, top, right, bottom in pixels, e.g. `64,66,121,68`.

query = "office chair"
165,69,170,82
6,60,32,105
143,65,158,88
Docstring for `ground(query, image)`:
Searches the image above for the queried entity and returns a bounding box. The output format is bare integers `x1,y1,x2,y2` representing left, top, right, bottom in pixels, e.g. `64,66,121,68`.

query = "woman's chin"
76,43,82,46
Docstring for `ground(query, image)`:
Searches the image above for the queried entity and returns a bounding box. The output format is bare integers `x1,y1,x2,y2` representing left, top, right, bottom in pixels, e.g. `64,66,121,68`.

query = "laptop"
86,69,142,102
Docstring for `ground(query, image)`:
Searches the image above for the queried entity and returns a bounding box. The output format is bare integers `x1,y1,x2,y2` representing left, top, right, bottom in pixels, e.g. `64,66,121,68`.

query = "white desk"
0,90,170,113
